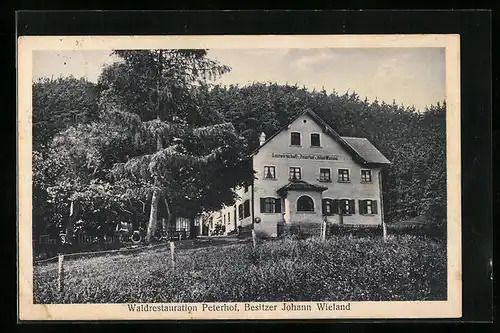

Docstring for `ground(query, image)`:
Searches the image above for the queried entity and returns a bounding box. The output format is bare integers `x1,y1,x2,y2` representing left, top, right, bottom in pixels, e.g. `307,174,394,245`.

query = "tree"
97,50,246,243
32,76,98,151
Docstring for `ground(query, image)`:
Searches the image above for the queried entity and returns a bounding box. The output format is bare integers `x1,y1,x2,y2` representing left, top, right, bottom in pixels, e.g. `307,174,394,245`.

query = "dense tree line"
192,83,446,222
32,50,446,254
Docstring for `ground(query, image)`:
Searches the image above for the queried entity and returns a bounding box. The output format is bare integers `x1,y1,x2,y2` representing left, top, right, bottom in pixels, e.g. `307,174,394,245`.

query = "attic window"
311,133,321,147
290,132,301,146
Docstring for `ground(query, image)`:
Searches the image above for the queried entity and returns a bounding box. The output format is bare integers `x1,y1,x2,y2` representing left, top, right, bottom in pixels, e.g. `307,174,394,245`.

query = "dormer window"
310,133,321,147
290,132,301,146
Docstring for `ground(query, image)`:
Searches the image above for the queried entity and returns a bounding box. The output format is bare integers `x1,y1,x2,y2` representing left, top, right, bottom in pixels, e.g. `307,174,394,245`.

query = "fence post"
252,229,257,249
57,254,65,301
382,222,388,241
170,241,175,269
322,221,327,241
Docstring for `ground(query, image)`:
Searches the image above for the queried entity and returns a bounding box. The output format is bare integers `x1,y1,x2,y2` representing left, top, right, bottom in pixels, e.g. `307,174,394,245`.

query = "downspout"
379,168,387,240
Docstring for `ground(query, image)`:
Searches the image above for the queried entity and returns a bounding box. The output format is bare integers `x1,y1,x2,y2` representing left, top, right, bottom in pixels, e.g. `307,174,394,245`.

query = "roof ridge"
342,136,368,140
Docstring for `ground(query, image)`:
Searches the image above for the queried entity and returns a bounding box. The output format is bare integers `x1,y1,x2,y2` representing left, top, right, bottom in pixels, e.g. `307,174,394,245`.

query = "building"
208,108,391,238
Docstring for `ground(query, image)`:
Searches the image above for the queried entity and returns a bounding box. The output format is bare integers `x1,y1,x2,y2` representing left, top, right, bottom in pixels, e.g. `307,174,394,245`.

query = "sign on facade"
271,152,339,161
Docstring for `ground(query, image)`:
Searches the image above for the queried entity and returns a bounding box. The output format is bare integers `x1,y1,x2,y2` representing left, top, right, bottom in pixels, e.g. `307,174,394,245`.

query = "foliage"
32,76,98,151
33,236,446,303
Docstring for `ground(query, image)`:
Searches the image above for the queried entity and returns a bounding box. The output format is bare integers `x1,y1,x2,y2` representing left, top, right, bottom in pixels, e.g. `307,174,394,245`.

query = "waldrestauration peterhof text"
126,302,352,313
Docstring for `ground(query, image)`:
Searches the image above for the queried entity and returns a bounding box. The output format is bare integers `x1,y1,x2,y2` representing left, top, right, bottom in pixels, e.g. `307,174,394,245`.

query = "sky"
33,47,445,111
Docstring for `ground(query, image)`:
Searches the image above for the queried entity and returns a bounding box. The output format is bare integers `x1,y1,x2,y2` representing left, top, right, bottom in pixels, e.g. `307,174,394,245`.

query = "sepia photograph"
18,35,461,320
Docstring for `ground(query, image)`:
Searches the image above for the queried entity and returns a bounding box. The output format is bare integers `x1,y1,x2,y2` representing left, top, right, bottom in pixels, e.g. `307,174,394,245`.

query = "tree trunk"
145,51,165,244
146,189,160,243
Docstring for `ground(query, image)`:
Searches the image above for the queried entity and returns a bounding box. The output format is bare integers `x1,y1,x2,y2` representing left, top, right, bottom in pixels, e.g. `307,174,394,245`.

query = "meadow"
33,235,447,303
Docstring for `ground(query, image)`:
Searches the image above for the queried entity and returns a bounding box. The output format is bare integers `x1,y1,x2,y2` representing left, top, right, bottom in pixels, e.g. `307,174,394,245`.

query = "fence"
277,222,325,239
276,221,446,239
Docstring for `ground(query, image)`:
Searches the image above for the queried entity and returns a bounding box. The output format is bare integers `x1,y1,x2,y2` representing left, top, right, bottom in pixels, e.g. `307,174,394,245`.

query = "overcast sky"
33,47,445,111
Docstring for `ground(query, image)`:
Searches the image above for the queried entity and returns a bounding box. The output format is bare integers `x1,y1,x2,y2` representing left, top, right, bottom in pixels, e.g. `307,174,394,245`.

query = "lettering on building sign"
271,153,339,161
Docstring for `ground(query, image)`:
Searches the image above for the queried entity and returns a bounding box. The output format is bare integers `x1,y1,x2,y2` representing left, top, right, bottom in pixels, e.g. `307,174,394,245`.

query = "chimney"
259,132,266,146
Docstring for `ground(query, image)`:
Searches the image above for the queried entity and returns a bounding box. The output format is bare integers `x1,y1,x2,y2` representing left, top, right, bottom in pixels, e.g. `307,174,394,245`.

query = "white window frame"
337,168,351,183
290,131,302,147
310,132,322,147
319,167,332,182
296,194,315,212
263,165,277,180
360,169,373,183
289,166,302,180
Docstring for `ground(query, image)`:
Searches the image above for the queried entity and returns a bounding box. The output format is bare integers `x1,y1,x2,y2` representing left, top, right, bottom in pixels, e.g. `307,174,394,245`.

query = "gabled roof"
341,137,392,165
277,179,328,196
250,108,391,167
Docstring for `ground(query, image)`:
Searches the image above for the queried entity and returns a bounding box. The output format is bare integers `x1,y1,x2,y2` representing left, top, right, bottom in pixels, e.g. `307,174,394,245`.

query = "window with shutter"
339,199,355,215
238,204,243,220
349,199,355,214
243,200,250,218
261,197,281,213
275,198,282,213
365,200,373,214
372,200,378,214
359,200,366,215
322,199,335,216
332,199,339,215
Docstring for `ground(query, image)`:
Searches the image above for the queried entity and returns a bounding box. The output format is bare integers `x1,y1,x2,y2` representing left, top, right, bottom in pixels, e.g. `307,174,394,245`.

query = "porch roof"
277,180,328,196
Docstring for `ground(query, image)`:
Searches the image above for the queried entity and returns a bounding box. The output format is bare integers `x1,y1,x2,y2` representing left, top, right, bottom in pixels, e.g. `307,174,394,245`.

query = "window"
233,207,237,223
227,212,231,223
359,199,378,215
264,166,276,179
339,199,355,215
319,168,331,182
244,185,249,193
243,200,250,218
322,199,338,216
297,196,314,212
361,170,372,183
311,133,321,147
238,204,243,220
289,167,302,180
260,197,282,213
290,132,301,146
338,169,350,182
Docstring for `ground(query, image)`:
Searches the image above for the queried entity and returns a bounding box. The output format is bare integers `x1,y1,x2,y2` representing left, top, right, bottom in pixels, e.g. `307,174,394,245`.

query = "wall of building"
207,185,253,235
253,113,383,237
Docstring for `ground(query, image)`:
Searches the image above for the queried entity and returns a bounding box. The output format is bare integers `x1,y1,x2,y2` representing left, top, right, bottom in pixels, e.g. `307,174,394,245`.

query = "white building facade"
208,109,391,238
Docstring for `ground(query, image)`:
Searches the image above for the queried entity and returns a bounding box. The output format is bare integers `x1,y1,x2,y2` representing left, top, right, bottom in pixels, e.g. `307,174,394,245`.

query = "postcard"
18,34,461,320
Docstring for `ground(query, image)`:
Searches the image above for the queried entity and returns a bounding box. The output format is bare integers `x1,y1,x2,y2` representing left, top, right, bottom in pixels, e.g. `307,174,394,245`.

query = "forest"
32,49,446,253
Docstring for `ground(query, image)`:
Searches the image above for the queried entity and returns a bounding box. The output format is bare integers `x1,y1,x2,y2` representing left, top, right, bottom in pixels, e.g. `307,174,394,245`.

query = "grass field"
33,235,447,303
